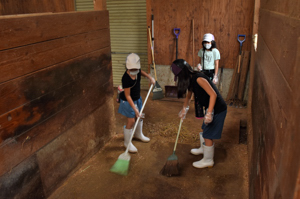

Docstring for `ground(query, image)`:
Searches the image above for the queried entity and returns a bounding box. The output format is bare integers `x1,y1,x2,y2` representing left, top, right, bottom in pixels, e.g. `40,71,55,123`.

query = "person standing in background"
197,33,220,85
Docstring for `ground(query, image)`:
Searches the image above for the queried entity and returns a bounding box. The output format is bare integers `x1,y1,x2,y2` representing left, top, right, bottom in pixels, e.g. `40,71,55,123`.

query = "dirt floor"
49,88,249,199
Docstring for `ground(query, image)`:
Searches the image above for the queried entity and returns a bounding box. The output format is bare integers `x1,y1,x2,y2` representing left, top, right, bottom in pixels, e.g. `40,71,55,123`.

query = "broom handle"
148,27,157,81
125,84,154,154
192,19,195,68
173,119,183,152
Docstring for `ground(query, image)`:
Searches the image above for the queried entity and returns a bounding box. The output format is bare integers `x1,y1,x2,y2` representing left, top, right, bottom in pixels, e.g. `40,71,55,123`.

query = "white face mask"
129,70,139,76
204,44,212,49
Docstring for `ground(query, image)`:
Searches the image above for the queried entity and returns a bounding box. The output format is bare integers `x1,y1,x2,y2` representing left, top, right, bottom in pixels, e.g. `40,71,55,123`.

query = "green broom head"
110,152,131,176
160,152,180,177
152,81,164,100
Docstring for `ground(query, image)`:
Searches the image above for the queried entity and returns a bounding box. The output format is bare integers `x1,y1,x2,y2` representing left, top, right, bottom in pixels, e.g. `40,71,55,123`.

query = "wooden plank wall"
250,0,300,198
0,10,114,198
0,0,75,15
148,0,254,68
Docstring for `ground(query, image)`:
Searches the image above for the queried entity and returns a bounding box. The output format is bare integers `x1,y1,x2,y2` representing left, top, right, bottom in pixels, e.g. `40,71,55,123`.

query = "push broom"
110,84,154,176
148,26,164,100
160,118,184,177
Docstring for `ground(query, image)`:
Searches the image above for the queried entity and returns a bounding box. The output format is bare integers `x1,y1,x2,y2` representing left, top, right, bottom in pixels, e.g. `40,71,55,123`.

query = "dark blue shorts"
118,97,142,118
202,109,227,140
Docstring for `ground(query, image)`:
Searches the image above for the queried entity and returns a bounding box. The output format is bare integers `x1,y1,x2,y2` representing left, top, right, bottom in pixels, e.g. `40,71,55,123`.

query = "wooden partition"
0,10,114,198
148,0,254,68
0,0,75,15
249,0,300,198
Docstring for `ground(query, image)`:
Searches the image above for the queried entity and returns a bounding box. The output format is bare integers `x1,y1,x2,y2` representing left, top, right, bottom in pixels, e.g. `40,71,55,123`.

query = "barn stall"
0,0,299,198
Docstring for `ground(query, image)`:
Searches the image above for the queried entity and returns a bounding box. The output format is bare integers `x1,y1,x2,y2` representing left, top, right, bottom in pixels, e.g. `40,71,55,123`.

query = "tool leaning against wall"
173,28,181,60
237,34,246,73
148,26,164,100
226,34,249,107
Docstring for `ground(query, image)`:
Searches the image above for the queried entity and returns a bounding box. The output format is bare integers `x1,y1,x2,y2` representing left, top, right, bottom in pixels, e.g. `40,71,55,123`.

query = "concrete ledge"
150,65,249,101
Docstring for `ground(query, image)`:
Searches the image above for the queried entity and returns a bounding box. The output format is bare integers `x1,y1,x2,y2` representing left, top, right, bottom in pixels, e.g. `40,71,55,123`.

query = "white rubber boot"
134,120,150,142
192,144,214,168
190,132,205,155
123,126,138,153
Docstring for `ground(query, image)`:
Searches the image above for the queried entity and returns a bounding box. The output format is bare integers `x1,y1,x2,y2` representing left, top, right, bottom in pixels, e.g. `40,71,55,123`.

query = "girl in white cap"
118,53,155,153
197,33,220,84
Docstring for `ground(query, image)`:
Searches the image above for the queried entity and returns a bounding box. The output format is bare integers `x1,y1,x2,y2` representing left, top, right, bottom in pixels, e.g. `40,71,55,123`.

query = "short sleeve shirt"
197,48,220,70
119,70,141,101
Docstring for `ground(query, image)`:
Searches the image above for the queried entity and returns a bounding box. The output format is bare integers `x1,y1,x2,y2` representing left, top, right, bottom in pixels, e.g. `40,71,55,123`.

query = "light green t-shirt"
197,48,220,70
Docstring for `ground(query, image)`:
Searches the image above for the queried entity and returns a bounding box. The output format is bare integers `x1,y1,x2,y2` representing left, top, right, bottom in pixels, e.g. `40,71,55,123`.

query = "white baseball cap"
203,33,215,42
126,53,141,69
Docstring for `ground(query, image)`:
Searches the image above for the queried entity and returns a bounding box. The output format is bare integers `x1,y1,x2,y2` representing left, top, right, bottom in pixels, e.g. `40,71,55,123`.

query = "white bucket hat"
126,53,141,69
203,33,215,42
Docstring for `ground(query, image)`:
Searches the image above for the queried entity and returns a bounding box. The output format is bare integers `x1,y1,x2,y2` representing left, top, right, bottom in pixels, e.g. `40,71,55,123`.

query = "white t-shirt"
197,48,220,70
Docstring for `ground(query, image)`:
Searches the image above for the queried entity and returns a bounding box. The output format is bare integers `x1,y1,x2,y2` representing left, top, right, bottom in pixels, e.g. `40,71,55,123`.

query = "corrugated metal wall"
75,0,94,11
107,0,148,88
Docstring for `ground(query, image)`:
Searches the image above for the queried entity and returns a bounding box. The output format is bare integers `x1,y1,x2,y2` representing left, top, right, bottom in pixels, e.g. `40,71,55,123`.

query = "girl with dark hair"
171,59,227,169
197,33,220,84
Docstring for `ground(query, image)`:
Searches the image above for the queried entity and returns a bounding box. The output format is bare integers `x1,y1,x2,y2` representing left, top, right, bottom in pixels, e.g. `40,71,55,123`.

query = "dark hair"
202,40,217,50
172,59,196,98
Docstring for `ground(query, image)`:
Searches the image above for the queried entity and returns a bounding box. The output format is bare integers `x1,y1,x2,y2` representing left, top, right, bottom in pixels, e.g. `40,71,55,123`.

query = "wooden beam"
247,0,260,196
0,29,110,84
0,37,110,116
0,10,109,51
94,0,106,10
0,0,75,15
292,38,300,199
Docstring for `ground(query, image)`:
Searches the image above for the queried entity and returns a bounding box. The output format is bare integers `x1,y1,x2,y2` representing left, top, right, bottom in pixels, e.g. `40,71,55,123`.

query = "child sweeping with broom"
118,53,155,153
170,59,227,169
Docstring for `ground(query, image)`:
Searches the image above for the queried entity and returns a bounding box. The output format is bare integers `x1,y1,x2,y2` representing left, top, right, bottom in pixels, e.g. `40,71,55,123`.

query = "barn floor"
49,88,249,199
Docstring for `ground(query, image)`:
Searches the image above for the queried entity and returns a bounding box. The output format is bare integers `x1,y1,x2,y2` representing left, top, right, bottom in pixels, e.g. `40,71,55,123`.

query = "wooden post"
94,0,106,10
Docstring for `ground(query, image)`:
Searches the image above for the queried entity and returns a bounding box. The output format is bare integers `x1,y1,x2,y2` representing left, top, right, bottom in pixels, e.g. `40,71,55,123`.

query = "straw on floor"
160,118,183,177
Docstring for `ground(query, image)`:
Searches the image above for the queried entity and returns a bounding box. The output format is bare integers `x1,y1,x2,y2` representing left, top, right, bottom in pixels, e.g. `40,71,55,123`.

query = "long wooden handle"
173,119,183,152
148,27,157,81
192,19,195,67
238,55,241,73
